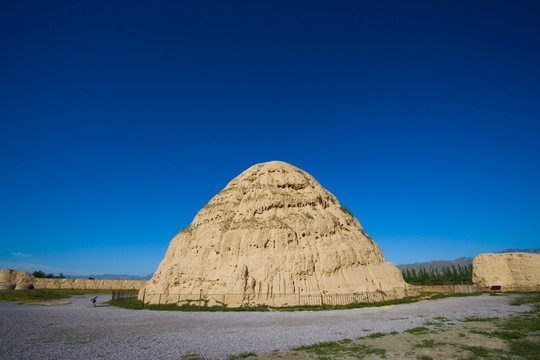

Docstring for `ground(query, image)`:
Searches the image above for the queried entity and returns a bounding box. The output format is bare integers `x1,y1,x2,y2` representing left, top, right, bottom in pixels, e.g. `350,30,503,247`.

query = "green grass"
228,352,257,359
294,340,346,354
293,339,386,358
417,356,433,360
461,345,491,357
509,293,540,306
508,339,540,360
491,330,524,340
0,289,120,302
366,332,387,339
456,294,540,360
180,354,204,360
502,314,540,332
498,297,540,360
405,327,430,335
414,340,437,348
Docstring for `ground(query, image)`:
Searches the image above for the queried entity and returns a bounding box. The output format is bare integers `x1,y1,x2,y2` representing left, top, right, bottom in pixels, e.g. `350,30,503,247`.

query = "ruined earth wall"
0,269,146,290
472,253,540,291
33,278,147,290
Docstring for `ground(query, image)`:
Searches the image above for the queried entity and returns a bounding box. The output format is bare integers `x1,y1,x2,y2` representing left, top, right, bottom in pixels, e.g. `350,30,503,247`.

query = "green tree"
32,270,45,278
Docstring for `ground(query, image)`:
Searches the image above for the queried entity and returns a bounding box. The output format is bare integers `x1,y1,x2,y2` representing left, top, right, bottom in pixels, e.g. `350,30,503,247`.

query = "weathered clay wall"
139,286,415,307
416,285,481,294
473,252,540,290
33,278,147,290
0,269,34,290
0,269,147,290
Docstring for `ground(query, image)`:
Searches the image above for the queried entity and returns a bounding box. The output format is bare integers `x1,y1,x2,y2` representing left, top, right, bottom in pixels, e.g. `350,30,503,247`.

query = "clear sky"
1,1,539,276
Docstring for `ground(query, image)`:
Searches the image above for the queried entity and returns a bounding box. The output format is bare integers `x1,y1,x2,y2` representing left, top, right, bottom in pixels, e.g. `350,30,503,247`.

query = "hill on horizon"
397,248,539,271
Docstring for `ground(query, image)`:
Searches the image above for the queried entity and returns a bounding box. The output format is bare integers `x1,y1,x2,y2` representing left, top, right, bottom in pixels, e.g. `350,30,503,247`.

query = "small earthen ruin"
472,252,540,291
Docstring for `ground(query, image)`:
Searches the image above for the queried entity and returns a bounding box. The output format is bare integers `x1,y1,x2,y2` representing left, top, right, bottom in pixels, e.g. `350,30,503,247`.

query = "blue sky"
1,1,539,276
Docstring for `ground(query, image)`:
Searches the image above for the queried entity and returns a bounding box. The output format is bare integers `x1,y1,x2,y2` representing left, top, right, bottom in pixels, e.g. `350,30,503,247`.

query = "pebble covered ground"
0,294,532,359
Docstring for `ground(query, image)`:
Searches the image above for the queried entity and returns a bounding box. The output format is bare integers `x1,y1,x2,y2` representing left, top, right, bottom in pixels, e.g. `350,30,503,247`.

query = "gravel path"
0,294,532,360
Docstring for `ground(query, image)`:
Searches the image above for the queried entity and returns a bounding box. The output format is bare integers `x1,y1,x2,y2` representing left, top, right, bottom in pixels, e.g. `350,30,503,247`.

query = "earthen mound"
141,161,406,305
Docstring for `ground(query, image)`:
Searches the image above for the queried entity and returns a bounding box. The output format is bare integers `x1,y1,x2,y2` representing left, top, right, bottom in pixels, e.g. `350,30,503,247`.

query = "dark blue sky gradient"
1,1,539,275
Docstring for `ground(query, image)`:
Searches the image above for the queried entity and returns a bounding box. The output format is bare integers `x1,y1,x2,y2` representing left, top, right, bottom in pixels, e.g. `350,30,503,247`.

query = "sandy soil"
258,311,540,360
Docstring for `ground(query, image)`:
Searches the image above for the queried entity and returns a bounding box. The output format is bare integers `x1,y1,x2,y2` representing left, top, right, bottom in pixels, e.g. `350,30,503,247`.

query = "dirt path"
1,293,537,360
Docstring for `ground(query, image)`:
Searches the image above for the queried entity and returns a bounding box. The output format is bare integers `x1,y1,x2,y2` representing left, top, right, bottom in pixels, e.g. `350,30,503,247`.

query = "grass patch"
367,332,386,339
462,345,491,357
181,354,204,360
0,289,119,302
502,314,540,332
293,340,385,358
294,340,344,355
508,339,540,360
229,352,257,359
348,344,386,357
509,293,540,306
469,329,491,336
417,356,433,360
495,294,540,360
491,330,524,340
405,327,430,335
414,340,437,348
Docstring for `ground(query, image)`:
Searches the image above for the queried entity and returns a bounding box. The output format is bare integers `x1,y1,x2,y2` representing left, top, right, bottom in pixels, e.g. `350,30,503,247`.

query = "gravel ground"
0,294,532,360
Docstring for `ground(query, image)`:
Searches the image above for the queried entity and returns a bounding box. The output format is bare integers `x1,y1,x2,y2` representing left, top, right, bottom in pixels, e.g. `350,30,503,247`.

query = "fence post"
199,289,202,310
379,283,385,303
158,294,161,310
141,290,145,309
405,287,409,300
320,294,324,307
298,288,301,307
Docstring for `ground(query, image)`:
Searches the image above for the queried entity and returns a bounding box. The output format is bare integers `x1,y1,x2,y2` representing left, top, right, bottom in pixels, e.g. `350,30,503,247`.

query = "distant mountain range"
397,248,539,272
494,248,539,254
67,273,154,280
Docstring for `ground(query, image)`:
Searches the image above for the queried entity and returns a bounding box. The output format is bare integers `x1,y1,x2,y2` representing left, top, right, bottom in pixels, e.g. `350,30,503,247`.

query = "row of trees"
32,270,66,279
401,264,473,285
